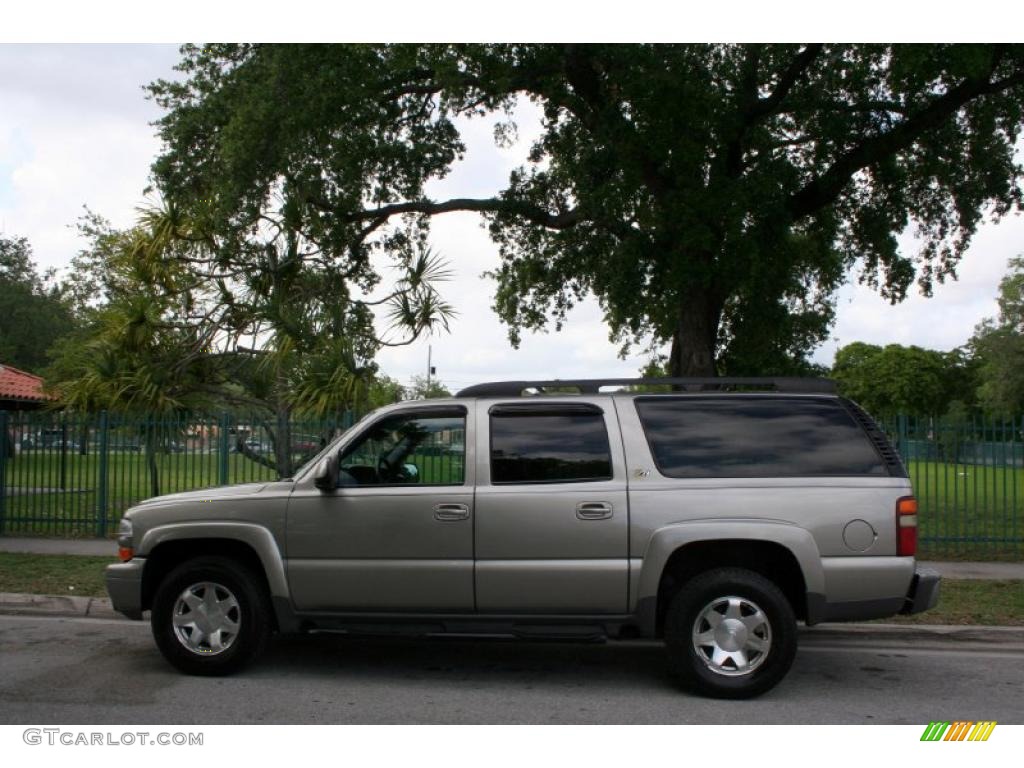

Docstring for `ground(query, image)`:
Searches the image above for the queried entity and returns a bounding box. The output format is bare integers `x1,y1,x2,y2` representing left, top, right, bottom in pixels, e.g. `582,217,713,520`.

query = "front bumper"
900,566,941,615
105,558,146,620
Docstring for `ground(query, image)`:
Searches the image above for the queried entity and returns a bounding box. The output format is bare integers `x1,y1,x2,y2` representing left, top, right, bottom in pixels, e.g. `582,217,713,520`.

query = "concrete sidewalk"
1,536,1022,579
919,560,1024,580
0,537,116,556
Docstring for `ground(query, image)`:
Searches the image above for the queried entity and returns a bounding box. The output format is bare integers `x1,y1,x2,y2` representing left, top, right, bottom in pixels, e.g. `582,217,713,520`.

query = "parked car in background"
20,428,80,451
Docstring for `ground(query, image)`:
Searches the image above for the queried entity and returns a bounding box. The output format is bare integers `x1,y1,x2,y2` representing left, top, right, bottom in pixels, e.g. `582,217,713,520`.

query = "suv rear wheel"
151,556,272,676
664,567,797,699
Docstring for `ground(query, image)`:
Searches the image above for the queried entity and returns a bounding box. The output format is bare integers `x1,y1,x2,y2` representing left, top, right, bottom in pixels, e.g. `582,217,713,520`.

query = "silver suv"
105,377,940,698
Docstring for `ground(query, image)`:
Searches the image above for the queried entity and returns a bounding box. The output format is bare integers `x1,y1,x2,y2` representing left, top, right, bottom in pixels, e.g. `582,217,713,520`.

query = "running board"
302,616,625,641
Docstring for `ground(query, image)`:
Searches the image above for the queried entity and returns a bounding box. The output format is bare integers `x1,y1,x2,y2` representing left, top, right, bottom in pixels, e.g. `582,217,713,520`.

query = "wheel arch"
634,521,824,637
139,523,290,630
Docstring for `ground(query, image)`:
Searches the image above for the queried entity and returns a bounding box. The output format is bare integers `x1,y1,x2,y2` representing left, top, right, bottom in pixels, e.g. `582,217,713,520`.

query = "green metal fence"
1,409,1021,560
887,415,1023,560
0,410,359,538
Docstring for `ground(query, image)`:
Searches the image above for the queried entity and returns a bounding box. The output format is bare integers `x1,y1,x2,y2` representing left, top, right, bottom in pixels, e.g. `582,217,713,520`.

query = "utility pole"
425,345,433,398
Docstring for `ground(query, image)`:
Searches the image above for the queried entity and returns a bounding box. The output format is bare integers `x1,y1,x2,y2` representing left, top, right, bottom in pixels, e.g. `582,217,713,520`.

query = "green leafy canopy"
971,256,1024,414
0,235,74,374
831,341,976,418
149,44,1024,375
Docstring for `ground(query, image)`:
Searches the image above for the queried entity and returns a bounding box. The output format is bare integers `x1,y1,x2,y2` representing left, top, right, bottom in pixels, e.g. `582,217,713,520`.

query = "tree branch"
365,54,666,217
308,195,582,230
234,434,277,471
723,45,823,182
561,45,671,200
746,44,824,122
789,58,1024,220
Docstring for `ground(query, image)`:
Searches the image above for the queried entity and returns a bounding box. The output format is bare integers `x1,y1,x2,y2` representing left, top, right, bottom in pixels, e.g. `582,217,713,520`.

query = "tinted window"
339,409,465,486
490,406,612,484
635,397,887,478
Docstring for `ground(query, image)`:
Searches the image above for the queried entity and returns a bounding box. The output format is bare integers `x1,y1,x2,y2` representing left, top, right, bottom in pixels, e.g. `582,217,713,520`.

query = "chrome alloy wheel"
691,595,772,677
171,581,241,656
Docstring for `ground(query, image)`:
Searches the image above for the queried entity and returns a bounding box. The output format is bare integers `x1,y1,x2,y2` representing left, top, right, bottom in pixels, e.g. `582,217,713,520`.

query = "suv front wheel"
151,556,273,676
664,567,797,699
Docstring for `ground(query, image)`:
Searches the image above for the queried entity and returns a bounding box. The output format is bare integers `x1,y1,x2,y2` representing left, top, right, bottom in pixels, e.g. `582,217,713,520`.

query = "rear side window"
490,404,613,484
635,396,887,478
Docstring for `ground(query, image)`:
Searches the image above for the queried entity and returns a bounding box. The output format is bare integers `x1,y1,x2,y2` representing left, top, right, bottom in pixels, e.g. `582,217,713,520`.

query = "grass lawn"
880,579,1024,626
0,554,1021,627
1,448,463,537
0,553,117,597
1,450,279,537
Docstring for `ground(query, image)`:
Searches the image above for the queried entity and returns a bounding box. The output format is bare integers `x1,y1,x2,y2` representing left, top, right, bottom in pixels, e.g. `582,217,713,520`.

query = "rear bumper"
105,558,146,620
806,563,941,624
900,566,941,615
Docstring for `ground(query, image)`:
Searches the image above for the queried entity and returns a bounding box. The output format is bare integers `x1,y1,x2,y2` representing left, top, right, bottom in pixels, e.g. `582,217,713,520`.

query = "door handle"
576,501,613,520
434,503,470,521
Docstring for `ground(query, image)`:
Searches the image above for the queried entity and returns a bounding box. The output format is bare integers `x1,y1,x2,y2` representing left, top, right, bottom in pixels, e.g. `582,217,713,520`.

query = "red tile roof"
0,364,52,402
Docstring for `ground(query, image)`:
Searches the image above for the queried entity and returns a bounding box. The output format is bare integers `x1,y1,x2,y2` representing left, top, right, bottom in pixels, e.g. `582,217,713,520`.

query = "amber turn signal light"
897,497,918,515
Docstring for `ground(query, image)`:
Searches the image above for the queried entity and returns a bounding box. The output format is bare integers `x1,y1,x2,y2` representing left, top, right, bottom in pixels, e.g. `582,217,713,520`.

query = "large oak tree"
150,44,1024,375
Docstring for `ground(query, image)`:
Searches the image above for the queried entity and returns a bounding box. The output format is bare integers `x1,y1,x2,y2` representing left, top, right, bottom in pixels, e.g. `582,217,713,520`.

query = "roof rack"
455,377,836,397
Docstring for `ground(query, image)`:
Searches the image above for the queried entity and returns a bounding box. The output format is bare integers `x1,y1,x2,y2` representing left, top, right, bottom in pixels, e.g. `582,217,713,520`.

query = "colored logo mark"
920,721,997,741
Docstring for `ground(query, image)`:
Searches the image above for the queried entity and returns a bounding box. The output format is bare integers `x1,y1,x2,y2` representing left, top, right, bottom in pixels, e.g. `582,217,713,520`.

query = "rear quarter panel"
613,395,915,611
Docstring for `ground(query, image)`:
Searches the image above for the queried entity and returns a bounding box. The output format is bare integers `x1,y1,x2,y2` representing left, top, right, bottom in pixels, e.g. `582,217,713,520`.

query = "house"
1,363,56,457
0,363,52,411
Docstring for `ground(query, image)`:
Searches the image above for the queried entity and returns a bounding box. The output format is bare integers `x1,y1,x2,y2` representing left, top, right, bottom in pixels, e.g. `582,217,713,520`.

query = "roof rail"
455,377,836,397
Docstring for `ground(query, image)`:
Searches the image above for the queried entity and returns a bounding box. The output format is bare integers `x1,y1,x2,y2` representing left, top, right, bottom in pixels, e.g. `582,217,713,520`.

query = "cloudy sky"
1,44,1021,393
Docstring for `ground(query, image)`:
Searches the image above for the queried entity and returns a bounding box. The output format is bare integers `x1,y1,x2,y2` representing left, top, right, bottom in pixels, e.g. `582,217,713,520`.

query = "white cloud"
0,44,180,271
814,212,1024,365
374,208,650,393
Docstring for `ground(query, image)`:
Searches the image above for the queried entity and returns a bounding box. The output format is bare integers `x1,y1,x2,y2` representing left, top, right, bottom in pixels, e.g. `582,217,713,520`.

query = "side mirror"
313,453,339,492
402,463,419,482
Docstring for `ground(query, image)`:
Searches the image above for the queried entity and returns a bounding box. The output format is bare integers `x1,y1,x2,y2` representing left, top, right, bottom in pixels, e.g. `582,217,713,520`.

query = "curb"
800,622,1024,645
0,592,123,620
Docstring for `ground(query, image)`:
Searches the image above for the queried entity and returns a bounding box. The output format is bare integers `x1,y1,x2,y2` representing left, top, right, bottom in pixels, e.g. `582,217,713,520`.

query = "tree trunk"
668,290,722,377
235,431,277,471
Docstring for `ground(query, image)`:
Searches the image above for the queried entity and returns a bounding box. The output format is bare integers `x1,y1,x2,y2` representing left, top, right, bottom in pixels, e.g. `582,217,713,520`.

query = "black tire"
151,556,273,676
664,567,797,699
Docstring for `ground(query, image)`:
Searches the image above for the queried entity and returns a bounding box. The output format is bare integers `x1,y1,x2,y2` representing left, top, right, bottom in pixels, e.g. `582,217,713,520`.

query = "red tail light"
896,496,917,556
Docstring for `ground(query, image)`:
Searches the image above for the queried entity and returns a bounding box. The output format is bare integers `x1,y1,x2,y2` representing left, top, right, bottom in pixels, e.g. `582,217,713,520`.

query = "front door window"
338,409,465,487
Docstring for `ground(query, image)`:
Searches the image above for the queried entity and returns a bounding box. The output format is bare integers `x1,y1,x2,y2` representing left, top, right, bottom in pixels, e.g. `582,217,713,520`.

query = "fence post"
218,411,230,486
96,410,109,538
0,410,8,536
59,417,68,491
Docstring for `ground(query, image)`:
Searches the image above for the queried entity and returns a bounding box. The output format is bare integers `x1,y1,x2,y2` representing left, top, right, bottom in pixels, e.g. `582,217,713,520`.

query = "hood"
132,482,269,508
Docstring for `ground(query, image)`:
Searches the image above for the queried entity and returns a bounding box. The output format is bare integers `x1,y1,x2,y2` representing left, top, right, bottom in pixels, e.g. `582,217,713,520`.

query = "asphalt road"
1,614,1021,724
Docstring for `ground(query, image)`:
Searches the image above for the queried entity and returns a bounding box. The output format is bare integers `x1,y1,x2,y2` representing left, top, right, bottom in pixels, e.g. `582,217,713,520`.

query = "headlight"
117,517,134,561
